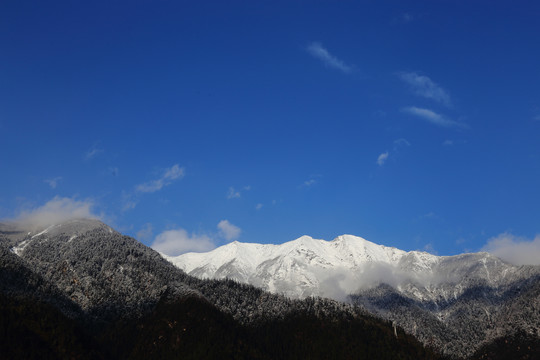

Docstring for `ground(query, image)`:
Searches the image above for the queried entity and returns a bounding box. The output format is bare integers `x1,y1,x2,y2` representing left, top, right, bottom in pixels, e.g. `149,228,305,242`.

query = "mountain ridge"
1,218,440,359
163,233,540,358
164,234,524,301
2,218,538,358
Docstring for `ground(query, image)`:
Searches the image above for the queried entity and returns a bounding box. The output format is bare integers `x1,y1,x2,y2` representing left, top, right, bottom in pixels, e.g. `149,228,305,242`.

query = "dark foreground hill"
0,219,440,360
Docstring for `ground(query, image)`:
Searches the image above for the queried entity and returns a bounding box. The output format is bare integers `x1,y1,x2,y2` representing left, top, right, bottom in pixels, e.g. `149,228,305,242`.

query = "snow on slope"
163,234,448,300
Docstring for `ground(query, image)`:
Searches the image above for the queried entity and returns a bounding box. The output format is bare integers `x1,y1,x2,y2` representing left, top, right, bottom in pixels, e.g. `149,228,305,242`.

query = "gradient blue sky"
1,1,539,257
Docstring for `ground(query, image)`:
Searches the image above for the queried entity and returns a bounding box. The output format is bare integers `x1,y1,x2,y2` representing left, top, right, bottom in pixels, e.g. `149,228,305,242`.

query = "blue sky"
1,1,539,259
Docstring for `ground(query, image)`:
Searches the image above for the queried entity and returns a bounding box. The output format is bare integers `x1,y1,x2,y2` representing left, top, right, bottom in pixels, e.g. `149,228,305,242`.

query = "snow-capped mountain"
164,235,415,299
3,219,539,358
164,234,540,358
164,234,532,302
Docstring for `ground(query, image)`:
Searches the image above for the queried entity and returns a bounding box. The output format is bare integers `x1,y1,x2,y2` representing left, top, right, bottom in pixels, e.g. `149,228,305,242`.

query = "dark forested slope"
0,219,440,359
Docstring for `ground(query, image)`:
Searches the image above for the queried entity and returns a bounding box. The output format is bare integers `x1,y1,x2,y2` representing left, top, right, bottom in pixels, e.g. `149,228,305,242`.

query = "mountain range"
165,234,540,358
0,219,438,359
1,218,539,359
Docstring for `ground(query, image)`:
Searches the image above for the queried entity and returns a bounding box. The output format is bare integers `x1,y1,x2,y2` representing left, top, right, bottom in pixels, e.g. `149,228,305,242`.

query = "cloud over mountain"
8,197,99,229
482,233,540,265
151,228,215,256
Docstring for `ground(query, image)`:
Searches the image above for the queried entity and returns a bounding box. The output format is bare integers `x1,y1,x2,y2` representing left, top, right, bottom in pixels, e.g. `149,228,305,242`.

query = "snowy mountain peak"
294,235,316,242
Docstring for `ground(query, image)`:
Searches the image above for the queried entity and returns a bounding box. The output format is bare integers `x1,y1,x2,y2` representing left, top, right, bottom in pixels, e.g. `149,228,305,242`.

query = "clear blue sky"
1,1,539,256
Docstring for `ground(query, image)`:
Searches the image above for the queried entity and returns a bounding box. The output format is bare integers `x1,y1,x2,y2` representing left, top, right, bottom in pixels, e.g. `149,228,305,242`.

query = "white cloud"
10,196,99,229
255,203,263,210
377,152,389,166
218,220,241,241
227,187,241,199
481,233,540,265
443,139,454,146
399,72,451,107
136,164,185,193
402,106,468,129
307,42,352,73
304,179,317,187
151,228,215,256
44,177,62,189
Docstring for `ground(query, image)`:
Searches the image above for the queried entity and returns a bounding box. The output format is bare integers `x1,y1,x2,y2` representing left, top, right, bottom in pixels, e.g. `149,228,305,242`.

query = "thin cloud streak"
307,42,352,73
399,72,452,107
402,106,468,129
377,152,389,166
136,164,185,193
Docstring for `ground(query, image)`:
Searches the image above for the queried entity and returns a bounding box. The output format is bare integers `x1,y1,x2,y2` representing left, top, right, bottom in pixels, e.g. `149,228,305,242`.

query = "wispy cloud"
422,243,437,254
300,174,322,188
121,191,138,211
151,228,215,256
402,106,468,129
136,223,153,242
44,176,62,189
217,220,241,241
227,187,241,199
443,139,454,146
136,164,185,193
307,42,352,73
226,185,250,199
399,72,452,107
9,196,100,228
85,146,104,160
377,152,389,166
481,233,540,265
420,212,437,220
376,139,410,167
255,203,263,210
394,138,411,148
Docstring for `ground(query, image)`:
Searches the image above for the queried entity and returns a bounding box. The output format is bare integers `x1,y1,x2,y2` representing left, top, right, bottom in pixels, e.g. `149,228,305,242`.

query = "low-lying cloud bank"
7,196,100,229
482,233,540,266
